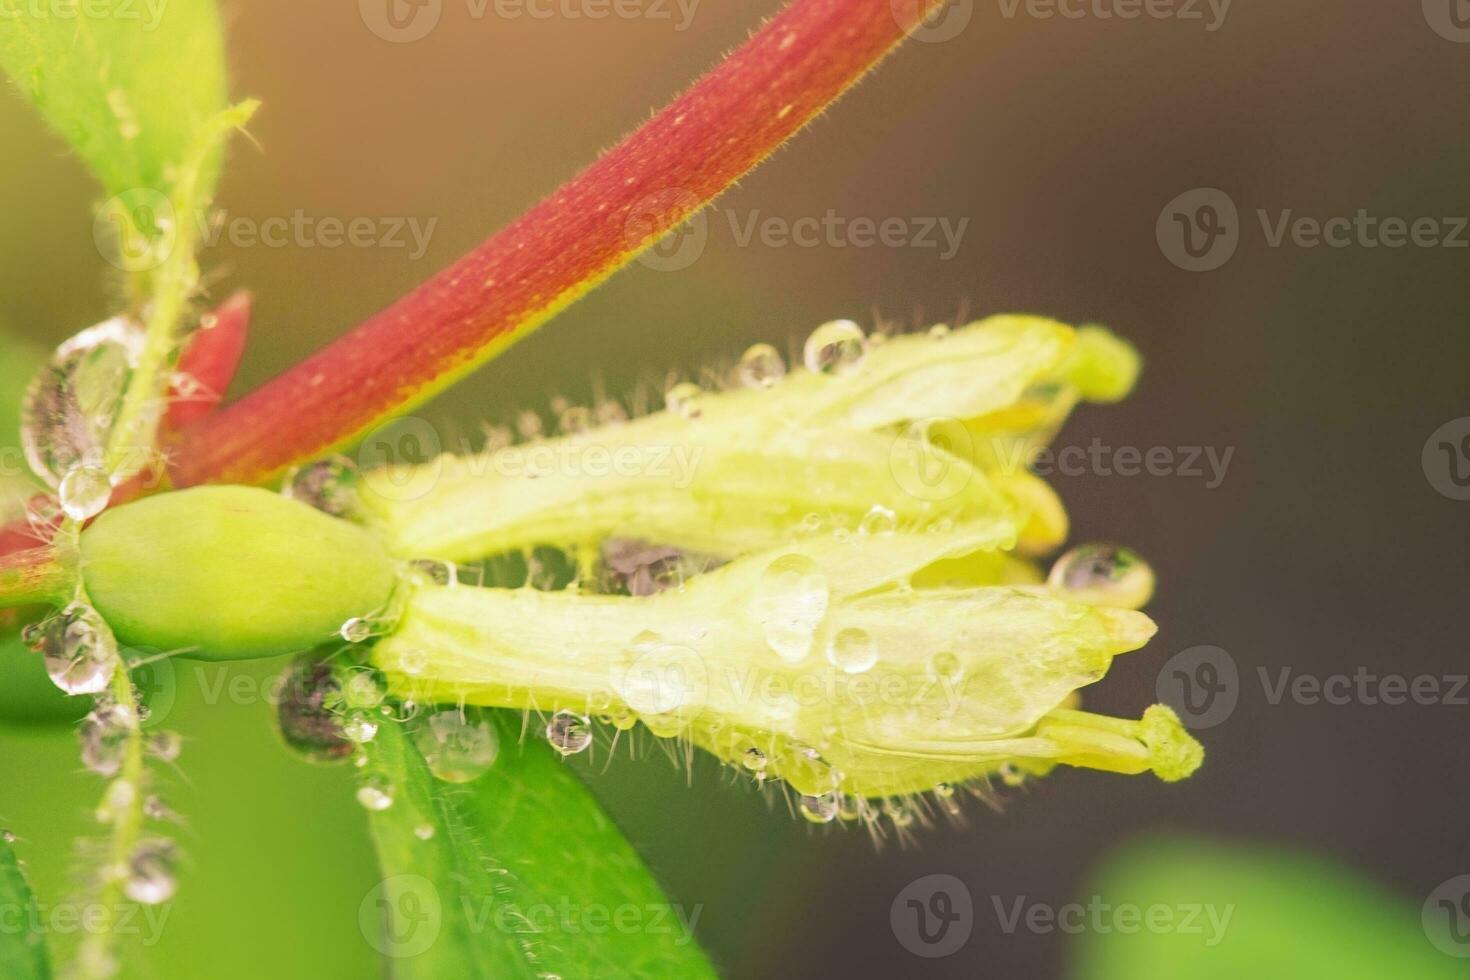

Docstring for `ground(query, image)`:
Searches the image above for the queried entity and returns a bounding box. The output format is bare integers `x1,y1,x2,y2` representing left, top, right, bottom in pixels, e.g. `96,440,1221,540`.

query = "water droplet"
799,791,839,824
545,711,593,756
406,559,456,588
0,830,14,844
999,763,1025,787
356,779,395,811
837,794,863,822
826,627,877,675
283,456,359,518
413,709,499,783
802,320,867,376
147,730,182,762
38,605,119,696
751,554,829,663
1047,543,1155,608
80,703,138,777
934,782,955,799
664,382,704,420
124,840,178,905
883,799,915,828
613,632,705,716
927,323,951,339
780,743,839,796
341,671,386,710
397,648,428,677
276,657,353,764
596,400,629,427
58,464,113,521
340,617,376,644
414,823,436,841
343,713,380,744
858,505,897,536
736,343,786,389
21,317,148,488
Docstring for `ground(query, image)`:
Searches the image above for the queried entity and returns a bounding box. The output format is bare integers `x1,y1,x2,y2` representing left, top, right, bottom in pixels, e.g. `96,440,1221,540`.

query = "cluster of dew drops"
271,318,1151,835
9,315,210,924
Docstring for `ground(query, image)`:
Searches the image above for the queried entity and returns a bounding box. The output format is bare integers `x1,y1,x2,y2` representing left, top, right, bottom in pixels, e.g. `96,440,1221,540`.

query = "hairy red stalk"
169,0,949,487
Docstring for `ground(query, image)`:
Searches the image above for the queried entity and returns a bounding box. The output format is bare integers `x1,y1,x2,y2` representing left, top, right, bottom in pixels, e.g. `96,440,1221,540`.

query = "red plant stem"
170,0,948,487
165,291,251,432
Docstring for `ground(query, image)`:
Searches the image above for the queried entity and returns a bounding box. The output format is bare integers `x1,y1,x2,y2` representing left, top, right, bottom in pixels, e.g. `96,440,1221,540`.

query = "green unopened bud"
81,487,398,661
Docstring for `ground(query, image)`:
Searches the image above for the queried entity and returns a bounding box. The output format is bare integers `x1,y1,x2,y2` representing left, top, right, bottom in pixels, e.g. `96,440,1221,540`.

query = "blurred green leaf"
360,712,719,979
0,832,52,978
0,0,228,199
1073,835,1465,980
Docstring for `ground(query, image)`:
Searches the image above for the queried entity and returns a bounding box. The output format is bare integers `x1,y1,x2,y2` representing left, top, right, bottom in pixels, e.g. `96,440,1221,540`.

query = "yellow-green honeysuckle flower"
375,525,1200,806
352,315,1138,563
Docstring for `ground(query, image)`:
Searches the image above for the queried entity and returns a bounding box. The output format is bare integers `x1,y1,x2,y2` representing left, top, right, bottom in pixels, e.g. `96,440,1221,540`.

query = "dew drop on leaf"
124,840,178,905
414,823,436,841
741,747,768,772
1047,543,1155,608
545,710,593,756
20,317,147,488
751,554,829,663
356,778,396,811
858,504,897,536
413,709,499,783
826,627,877,675
736,343,786,389
342,712,380,744
339,617,376,644
802,319,867,376
147,730,183,762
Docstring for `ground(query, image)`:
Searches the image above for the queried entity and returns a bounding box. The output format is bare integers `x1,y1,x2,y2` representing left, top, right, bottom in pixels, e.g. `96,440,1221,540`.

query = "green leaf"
0,832,53,978
359,712,719,980
1073,835,1467,980
0,0,229,200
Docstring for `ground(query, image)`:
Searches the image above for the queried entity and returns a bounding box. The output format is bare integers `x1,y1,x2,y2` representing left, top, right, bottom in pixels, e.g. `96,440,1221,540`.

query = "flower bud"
81,487,398,661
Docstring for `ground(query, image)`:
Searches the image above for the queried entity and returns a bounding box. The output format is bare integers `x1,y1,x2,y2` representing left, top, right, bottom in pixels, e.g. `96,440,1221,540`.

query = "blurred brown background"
2,1,1468,977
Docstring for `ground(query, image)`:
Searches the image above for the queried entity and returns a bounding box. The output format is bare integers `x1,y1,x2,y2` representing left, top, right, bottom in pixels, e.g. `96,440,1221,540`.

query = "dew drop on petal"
356,779,395,812
927,323,951,339
20,317,146,488
282,457,360,518
826,627,877,675
751,554,829,664
999,763,1025,787
737,343,786,389
58,464,113,521
933,781,956,799
664,382,704,420
799,791,840,824
41,604,119,696
741,747,768,773
1047,543,1155,608
802,319,867,376
123,840,178,905
545,711,594,756
414,823,436,841
837,794,863,822
406,559,456,588
413,709,499,783
858,505,897,536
